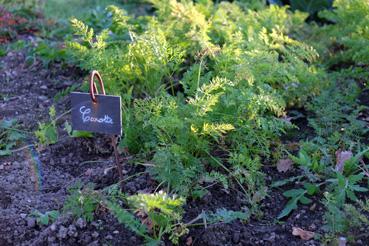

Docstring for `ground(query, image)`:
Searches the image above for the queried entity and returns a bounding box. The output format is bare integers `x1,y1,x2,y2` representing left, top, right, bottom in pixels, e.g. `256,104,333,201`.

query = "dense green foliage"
319,0,369,65
61,0,369,243
66,1,323,203
2,0,368,244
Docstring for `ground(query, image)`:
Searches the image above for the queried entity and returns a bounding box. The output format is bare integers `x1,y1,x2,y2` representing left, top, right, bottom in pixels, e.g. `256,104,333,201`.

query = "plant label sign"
71,92,122,135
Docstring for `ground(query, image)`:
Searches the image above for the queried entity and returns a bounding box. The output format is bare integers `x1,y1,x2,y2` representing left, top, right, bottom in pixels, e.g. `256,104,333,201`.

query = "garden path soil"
0,47,342,246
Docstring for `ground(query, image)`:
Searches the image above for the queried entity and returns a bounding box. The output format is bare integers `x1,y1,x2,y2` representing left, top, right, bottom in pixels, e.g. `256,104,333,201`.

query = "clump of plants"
53,0,369,244
62,183,248,245
319,0,369,66
66,0,322,202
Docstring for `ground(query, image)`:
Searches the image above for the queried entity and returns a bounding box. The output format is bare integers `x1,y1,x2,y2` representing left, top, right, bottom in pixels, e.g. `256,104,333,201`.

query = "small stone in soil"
263,232,276,242
76,218,86,229
79,232,92,244
92,231,99,238
57,225,68,239
105,235,113,240
68,225,78,237
48,236,56,243
50,223,57,231
38,95,48,101
26,217,36,228
310,224,316,230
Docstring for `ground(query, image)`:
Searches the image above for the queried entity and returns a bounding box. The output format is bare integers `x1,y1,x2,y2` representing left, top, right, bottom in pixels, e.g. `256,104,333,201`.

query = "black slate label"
71,92,122,135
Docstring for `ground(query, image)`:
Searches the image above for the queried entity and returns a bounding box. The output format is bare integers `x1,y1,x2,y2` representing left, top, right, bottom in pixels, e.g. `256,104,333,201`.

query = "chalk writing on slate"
71,92,122,135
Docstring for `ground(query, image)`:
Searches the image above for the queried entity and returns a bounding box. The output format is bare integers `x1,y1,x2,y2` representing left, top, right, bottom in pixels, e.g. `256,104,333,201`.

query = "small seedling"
278,182,319,219
35,106,58,146
63,182,100,222
127,191,186,244
31,210,60,226
328,172,368,204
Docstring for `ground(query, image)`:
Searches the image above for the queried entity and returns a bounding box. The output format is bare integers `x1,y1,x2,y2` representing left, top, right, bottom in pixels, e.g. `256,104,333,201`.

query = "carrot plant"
56,0,369,244
66,1,322,201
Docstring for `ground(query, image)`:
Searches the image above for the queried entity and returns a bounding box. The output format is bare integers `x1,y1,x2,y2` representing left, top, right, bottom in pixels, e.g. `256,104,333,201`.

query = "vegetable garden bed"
0,0,369,245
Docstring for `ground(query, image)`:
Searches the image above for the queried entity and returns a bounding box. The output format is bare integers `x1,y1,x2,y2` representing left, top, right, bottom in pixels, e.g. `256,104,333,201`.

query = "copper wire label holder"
71,70,124,184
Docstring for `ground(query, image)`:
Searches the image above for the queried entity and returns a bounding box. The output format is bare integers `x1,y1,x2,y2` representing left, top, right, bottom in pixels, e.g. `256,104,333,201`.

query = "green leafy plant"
63,2,325,219
54,84,79,102
64,121,93,138
328,172,368,204
323,192,369,243
0,119,25,156
63,182,100,222
26,41,67,67
319,0,369,65
31,210,60,226
127,191,186,245
106,200,157,244
289,148,326,175
278,182,319,219
201,208,249,224
0,47,6,57
306,80,367,150
35,106,58,146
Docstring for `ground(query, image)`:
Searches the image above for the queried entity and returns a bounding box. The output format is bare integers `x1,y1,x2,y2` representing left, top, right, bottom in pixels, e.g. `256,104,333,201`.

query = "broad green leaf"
0,119,16,129
337,173,346,187
283,189,305,198
48,210,60,220
304,183,319,195
271,176,303,188
278,198,298,219
9,131,24,141
72,131,93,138
299,195,312,205
64,122,92,138
0,149,11,156
64,121,72,135
346,190,358,202
351,185,368,192
214,208,249,223
40,215,49,225
271,179,290,188
349,173,364,183
45,125,58,144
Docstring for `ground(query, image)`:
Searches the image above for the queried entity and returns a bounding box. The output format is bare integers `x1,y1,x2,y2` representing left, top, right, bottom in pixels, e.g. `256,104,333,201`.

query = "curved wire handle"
89,70,124,187
89,70,106,102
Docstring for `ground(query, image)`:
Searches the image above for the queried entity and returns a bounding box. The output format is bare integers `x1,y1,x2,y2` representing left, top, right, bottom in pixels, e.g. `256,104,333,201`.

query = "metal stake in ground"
89,71,124,185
